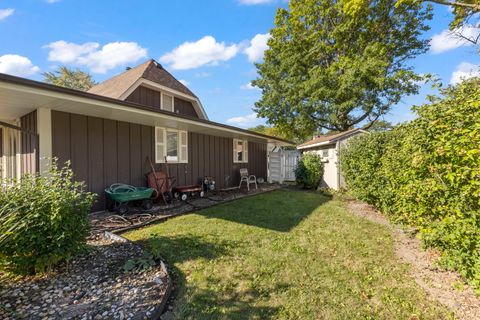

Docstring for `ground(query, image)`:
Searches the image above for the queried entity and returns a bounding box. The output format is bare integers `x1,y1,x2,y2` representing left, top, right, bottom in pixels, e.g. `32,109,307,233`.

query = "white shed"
297,129,367,190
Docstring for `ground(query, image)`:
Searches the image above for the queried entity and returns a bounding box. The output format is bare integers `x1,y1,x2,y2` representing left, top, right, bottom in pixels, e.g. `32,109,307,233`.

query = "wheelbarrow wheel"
141,199,153,210
116,203,130,215
180,193,188,201
163,192,173,204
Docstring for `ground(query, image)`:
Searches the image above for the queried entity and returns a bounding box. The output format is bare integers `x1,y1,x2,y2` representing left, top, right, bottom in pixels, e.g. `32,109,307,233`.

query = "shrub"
340,78,480,292
339,131,391,208
0,161,96,274
295,153,324,189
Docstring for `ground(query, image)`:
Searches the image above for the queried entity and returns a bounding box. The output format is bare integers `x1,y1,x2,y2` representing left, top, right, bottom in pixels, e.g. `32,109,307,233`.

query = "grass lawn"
124,190,452,319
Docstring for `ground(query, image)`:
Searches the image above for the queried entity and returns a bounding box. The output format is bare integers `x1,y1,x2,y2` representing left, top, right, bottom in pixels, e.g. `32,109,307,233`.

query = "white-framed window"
155,127,188,163
161,93,174,112
321,149,329,159
233,139,248,163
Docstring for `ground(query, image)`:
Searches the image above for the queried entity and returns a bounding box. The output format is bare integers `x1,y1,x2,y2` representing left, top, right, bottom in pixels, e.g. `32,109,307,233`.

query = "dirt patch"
345,198,480,320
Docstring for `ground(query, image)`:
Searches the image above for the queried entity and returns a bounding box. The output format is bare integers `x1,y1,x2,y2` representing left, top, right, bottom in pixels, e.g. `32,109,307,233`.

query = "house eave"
0,73,294,146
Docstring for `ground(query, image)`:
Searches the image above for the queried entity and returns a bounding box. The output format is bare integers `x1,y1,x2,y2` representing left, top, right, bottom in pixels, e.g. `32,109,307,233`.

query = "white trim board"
118,78,209,120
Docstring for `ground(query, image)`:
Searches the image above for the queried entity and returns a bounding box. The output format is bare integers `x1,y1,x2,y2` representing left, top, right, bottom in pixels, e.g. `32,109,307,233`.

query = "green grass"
124,190,452,319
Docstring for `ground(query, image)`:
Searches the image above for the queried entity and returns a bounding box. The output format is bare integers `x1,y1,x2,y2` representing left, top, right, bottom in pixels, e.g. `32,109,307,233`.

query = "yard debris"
345,198,480,320
0,233,169,320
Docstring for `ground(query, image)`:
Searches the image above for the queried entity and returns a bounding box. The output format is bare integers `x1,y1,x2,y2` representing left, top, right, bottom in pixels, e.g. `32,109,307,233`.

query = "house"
297,129,366,189
0,59,292,211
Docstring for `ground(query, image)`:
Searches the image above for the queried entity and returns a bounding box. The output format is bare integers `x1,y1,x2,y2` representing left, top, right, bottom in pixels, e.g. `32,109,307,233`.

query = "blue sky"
0,0,479,128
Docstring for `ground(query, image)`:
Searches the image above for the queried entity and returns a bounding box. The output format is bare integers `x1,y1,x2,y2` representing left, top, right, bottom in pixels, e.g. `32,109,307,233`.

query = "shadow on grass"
136,234,236,265
196,189,331,232
135,234,281,319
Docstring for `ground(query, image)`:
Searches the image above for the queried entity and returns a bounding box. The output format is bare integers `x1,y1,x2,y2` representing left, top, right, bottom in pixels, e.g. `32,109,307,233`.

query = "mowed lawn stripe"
124,190,452,320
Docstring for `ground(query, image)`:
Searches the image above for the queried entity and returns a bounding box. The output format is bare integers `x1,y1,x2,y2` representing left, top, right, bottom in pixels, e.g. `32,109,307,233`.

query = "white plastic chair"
238,168,257,191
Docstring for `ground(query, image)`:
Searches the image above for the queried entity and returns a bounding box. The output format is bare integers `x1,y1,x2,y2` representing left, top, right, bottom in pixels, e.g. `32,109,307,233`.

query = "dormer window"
162,93,174,112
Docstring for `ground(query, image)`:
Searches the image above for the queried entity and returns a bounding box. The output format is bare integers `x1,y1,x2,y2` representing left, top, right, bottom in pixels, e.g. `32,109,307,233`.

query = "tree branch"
426,0,480,11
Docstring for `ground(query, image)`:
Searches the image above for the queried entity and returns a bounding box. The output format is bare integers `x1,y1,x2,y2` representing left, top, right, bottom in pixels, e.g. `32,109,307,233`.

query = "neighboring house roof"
297,128,367,150
0,72,294,146
88,59,197,99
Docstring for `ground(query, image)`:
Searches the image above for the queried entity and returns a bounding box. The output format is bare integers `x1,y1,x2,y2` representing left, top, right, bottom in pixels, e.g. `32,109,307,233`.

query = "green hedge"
340,78,480,292
295,153,324,189
0,161,96,274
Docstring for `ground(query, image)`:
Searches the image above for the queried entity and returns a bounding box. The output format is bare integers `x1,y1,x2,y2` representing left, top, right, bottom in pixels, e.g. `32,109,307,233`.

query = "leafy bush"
295,153,324,189
340,78,480,292
0,161,96,274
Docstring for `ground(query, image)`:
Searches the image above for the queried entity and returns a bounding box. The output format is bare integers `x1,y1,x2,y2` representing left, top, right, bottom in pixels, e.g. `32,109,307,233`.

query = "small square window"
162,94,174,112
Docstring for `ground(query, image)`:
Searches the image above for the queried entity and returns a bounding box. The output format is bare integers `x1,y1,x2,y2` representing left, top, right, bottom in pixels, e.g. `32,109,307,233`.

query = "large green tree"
253,0,432,137
344,0,479,29
344,0,480,46
43,66,97,91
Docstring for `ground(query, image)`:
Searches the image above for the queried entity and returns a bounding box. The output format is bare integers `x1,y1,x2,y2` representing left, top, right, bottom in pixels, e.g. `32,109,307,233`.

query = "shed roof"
297,128,366,149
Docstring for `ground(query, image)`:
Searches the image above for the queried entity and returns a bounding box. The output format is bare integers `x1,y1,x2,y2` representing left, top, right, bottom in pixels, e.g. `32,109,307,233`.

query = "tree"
43,66,97,91
253,0,432,139
366,120,394,131
248,124,299,141
343,1,479,43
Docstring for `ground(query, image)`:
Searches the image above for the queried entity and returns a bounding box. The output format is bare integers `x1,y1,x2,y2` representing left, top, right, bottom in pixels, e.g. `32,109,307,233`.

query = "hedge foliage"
0,161,95,274
340,78,480,292
295,153,324,189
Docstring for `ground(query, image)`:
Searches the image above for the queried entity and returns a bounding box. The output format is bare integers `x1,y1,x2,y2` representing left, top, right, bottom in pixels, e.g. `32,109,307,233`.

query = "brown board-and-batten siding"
20,110,39,175
125,85,199,118
51,110,267,212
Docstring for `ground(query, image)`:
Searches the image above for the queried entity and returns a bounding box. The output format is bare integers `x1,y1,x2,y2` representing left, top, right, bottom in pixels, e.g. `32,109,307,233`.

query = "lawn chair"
238,168,257,191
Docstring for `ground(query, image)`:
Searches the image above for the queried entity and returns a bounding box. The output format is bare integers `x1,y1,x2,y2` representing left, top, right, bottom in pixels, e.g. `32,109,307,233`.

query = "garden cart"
173,184,205,201
105,183,155,215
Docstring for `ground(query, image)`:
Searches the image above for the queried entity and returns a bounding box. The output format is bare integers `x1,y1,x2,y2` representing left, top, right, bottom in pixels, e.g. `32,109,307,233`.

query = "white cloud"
450,62,480,85
45,41,99,64
44,40,147,73
0,8,14,21
430,25,480,54
240,82,260,90
238,0,274,4
226,112,263,127
46,0,61,3
0,54,40,76
179,79,190,86
159,36,239,70
243,33,270,62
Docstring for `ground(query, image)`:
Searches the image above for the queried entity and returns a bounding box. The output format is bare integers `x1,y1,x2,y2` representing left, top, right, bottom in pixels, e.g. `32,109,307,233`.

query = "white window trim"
155,127,188,164
233,139,248,163
161,93,174,112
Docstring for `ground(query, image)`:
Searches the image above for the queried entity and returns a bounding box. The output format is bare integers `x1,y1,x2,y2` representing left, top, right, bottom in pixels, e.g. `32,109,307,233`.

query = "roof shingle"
88,59,197,99
297,128,364,149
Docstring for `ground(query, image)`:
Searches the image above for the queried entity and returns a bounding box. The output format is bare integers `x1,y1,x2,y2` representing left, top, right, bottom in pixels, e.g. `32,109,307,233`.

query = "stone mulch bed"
0,233,170,320
90,183,282,234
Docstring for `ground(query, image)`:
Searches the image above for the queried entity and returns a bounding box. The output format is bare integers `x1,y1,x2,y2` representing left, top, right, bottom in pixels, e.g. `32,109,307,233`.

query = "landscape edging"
104,231,173,320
